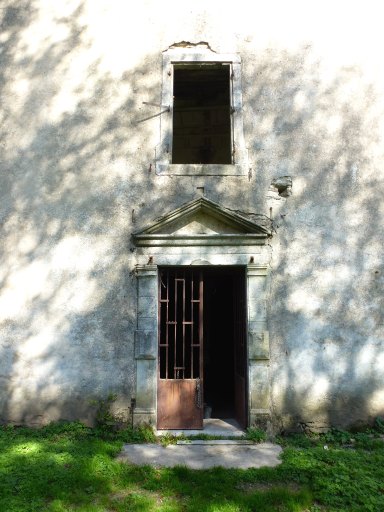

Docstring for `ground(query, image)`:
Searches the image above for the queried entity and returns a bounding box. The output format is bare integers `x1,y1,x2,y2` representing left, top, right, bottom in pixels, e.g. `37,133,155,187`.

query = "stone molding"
133,265,158,425
133,197,270,248
156,47,248,176
132,201,272,428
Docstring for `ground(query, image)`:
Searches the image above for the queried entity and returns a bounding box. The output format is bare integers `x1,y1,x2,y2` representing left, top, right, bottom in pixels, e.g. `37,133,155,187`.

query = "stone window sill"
155,163,247,176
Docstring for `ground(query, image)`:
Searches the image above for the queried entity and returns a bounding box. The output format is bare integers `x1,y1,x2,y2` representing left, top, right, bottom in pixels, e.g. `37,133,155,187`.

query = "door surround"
132,198,272,428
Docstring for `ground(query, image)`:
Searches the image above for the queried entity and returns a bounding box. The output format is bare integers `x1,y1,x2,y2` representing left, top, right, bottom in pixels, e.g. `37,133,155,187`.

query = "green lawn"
1,422,383,512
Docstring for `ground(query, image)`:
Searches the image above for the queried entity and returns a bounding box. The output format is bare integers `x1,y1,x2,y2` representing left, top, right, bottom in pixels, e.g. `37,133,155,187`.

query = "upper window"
173,64,231,165
156,47,247,176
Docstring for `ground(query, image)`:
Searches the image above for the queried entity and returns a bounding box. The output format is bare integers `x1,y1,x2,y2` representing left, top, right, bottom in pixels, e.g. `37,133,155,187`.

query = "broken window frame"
156,48,248,176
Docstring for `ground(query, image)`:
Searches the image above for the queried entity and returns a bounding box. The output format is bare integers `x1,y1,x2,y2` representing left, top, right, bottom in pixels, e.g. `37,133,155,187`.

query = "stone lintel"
134,234,267,246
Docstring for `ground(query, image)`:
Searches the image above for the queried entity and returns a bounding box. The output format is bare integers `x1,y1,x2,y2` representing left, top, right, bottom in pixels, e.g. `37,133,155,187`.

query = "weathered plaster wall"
1,0,383,428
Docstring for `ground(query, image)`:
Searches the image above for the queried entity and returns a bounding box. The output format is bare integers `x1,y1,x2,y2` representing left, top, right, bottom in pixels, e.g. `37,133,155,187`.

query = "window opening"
172,65,232,164
157,48,247,175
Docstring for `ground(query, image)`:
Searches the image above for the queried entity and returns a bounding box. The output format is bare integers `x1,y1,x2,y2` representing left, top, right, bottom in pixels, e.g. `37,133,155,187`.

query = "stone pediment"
132,197,270,246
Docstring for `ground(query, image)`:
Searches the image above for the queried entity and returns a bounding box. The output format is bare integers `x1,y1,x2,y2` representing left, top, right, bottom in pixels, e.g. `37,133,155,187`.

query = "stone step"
176,439,253,445
118,442,283,469
156,418,245,438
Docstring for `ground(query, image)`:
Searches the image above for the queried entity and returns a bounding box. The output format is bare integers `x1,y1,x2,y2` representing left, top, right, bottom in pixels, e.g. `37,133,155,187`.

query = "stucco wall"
1,0,383,429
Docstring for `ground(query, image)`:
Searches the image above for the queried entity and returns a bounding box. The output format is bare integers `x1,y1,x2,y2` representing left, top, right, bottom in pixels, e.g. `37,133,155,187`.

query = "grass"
0,422,384,511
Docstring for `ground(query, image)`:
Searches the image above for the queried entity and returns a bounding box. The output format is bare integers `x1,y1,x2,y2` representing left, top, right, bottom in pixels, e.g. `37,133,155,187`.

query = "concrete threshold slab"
177,439,253,445
117,442,283,469
156,418,245,437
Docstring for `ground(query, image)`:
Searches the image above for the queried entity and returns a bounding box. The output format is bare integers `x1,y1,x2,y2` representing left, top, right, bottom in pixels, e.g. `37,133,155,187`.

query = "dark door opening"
203,267,247,427
157,266,247,430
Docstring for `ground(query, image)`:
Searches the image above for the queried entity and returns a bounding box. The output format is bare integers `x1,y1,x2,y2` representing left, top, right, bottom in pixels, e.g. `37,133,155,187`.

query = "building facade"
1,0,383,432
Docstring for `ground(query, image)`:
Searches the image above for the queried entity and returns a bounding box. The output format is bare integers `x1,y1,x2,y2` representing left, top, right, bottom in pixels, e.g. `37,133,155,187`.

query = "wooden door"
157,268,204,429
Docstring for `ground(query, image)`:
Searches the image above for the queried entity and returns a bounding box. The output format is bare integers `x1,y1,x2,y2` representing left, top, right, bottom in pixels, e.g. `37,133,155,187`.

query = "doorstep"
155,418,245,437
117,442,283,469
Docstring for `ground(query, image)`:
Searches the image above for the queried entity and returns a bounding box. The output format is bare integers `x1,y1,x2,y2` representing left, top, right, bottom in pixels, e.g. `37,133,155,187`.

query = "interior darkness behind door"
203,267,247,426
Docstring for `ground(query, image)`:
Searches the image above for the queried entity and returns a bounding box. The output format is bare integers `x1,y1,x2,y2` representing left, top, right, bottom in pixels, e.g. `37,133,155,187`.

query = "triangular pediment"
133,198,270,247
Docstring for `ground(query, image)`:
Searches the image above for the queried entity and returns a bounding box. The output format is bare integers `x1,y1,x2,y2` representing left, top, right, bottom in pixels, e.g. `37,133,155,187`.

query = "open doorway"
203,267,247,427
157,266,247,430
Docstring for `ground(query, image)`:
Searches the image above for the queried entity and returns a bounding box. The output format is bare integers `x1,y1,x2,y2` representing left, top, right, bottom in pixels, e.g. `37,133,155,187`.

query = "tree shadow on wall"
244,47,384,429
0,0,181,424
0,2,383,428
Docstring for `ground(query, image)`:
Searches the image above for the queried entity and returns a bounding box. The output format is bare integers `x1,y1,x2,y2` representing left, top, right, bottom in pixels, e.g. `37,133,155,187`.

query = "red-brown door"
157,268,204,429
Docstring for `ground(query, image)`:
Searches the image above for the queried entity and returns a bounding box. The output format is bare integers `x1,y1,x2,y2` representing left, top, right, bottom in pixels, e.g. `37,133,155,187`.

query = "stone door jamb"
133,263,270,428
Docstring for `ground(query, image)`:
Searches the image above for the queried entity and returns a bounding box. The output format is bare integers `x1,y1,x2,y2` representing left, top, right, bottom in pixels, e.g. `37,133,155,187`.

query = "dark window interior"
172,65,232,164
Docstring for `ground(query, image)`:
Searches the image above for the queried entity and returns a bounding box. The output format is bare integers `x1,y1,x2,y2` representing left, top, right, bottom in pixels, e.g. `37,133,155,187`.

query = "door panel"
158,379,202,429
158,269,203,429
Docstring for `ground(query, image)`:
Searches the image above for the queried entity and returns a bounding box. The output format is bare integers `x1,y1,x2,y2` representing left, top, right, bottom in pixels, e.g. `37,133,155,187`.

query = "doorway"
157,266,247,430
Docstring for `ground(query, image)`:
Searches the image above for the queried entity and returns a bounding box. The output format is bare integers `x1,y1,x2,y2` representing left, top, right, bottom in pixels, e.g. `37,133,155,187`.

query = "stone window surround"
156,47,248,176
133,259,271,429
